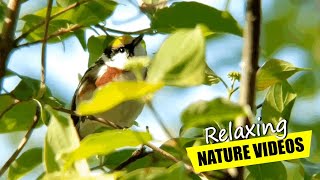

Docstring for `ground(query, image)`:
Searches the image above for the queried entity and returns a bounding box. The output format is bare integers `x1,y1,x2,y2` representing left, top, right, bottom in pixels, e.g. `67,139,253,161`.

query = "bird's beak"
131,34,144,48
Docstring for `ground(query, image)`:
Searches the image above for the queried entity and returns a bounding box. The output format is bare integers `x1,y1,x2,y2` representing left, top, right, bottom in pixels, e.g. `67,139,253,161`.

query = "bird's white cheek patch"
106,53,128,70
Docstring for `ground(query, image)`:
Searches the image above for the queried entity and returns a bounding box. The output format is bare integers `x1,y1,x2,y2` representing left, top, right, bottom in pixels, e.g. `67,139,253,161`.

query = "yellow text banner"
186,131,312,173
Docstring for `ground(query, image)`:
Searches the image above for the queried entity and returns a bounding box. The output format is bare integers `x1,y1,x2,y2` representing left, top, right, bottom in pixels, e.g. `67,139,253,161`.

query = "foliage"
0,0,319,179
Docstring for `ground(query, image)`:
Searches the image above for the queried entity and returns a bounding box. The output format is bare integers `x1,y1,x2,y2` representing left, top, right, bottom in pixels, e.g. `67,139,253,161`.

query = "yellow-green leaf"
256,59,309,91
62,129,152,169
76,81,164,115
147,26,206,87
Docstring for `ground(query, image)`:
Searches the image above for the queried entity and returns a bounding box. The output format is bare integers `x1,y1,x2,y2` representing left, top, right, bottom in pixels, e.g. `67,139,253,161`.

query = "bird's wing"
71,60,105,127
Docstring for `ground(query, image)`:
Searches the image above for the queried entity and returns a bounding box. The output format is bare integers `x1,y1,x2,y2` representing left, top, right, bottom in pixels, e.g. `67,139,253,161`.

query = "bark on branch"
236,0,261,179
0,0,21,90
238,0,261,125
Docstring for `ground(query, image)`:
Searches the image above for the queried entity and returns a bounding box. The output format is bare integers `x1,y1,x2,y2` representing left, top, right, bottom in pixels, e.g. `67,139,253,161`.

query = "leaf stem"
0,105,40,176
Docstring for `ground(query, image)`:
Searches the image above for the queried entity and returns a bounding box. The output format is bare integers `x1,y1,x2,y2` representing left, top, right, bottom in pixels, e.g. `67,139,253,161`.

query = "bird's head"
101,35,146,70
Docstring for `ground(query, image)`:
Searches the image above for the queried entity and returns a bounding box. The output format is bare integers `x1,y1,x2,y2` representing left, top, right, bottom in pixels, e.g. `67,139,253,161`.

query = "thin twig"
52,106,122,129
38,0,53,98
0,106,40,176
94,24,109,35
94,25,153,35
145,142,209,179
146,101,174,139
52,106,78,116
112,146,151,171
88,115,122,129
0,99,20,119
256,103,262,109
218,77,229,91
17,24,83,48
14,0,92,43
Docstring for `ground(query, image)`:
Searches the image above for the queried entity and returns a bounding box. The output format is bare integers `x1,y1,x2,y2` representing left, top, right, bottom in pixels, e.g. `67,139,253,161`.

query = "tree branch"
0,0,21,90
236,0,261,178
0,105,40,176
16,24,83,48
14,0,92,43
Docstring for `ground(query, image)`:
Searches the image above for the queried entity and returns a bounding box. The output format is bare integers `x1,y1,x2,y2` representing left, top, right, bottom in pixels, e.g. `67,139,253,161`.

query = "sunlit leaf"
256,59,308,91
181,98,245,128
261,81,296,125
56,0,77,7
76,81,163,115
0,101,38,133
8,148,42,180
120,162,198,180
62,129,152,169
44,107,89,173
42,172,116,180
247,162,287,180
147,26,206,86
87,35,114,66
151,1,242,36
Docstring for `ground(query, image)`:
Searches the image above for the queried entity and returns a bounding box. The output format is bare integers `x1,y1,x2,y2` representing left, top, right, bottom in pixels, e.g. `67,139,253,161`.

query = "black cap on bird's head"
103,35,144,58
101,35,146,69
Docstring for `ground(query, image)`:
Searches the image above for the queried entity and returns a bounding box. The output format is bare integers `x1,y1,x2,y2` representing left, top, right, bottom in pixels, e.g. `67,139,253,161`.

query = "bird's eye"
119,47,125,53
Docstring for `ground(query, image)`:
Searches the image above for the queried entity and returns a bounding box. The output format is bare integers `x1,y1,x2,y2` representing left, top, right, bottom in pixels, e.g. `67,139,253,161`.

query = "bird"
71,35,147,139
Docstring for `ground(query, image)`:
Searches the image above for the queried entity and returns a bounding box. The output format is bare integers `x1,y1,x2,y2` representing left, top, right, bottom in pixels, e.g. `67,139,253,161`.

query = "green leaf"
256,59,309,91
204,65,220,85
62,129,152,169
292,72,317,97
181,98,245,128
121,162,199,180
44,107,88,173
74,29,87,50
8,148,43,180
147,27,206,86
71,0,117,26
0,95,15,115
56,0,78,7
20,0,117,43
0,101,38,133
151,1,242,36
247,162,287,180
87,35,114,67
42,172,116,180
76,81,163,115
262,81,297,125
11,76,40,100
21,13,74,43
